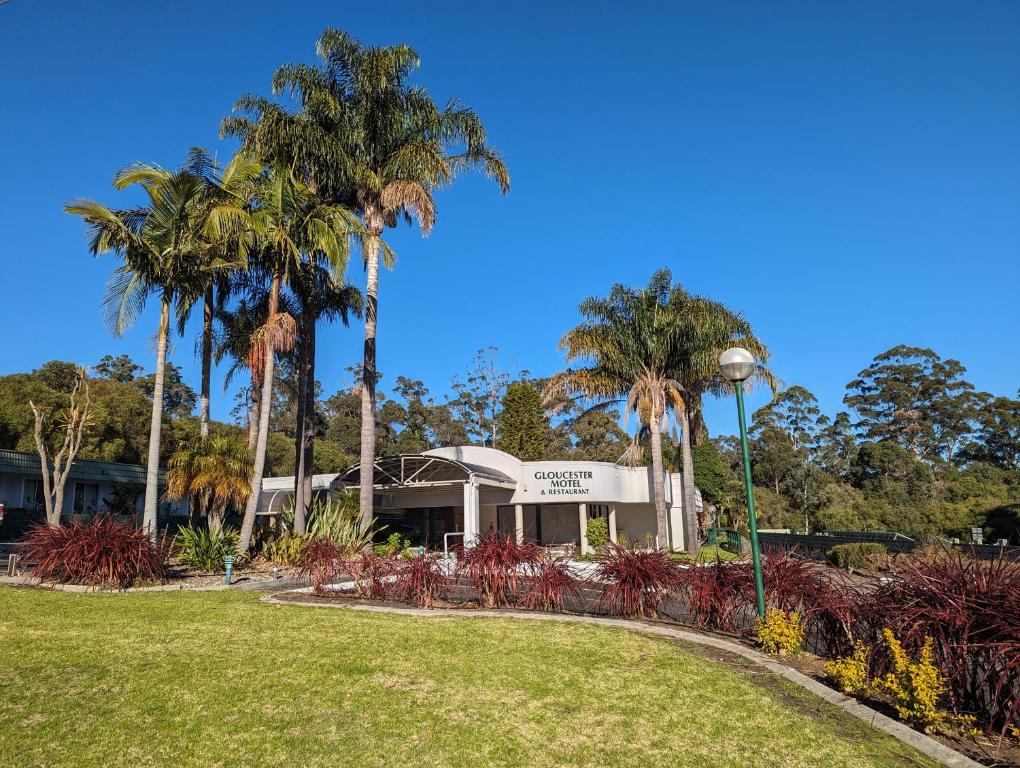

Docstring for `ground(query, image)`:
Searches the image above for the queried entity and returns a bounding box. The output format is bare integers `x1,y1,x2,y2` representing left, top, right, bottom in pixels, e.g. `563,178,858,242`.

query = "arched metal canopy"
335,454,516,490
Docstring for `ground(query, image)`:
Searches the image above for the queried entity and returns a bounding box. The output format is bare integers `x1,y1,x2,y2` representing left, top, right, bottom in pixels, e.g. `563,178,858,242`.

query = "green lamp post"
719,347,767,619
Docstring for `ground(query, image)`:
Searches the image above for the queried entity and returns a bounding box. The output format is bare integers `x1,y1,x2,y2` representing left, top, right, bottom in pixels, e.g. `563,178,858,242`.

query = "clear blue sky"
1,0,1018,437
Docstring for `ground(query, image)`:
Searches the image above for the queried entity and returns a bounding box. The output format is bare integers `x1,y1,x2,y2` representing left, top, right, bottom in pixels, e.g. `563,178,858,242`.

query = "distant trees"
496,382,547,462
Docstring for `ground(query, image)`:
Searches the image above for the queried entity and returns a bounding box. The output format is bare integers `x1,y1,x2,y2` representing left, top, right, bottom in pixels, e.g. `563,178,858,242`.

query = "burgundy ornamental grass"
595,543,683,618
20,515,165,589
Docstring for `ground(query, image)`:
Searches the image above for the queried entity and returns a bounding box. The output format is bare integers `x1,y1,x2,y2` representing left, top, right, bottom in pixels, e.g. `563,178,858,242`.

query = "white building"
261,446,698,553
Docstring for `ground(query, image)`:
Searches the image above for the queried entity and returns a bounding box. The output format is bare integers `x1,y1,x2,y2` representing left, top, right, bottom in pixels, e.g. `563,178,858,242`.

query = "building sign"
533,469,594,497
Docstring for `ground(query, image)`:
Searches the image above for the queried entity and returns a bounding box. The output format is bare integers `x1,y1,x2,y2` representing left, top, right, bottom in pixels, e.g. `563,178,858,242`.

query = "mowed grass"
0,587,934,768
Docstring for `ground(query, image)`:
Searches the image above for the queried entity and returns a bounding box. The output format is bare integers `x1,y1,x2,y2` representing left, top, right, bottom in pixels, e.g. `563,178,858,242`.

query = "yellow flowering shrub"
755,608,804,655
824,642,870,694
873,629,976,734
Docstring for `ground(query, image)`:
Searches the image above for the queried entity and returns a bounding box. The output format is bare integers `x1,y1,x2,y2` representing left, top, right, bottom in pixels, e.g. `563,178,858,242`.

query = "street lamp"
719,347,766,619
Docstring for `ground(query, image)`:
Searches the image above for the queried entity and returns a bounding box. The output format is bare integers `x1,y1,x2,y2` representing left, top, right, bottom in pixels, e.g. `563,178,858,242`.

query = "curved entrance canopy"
335,454,516,490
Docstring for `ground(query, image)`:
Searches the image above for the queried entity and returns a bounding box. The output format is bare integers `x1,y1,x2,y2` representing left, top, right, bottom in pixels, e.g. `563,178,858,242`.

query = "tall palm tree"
290,261,362,532
225,27,510,530
235,164,361,554
165,435,251,532
66,159,221,535
668,295,774,542
170,151,261,439
546,271,686,550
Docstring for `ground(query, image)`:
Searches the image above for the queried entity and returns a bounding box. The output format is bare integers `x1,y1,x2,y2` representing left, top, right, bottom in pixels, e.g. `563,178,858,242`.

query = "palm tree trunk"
648,399,670,550
358,220,382,532
302,314,316,521
247,378,260,454
238,273,281,554
292,312,309,533
678,405,701,556
199,285,213,440
142,297,171,537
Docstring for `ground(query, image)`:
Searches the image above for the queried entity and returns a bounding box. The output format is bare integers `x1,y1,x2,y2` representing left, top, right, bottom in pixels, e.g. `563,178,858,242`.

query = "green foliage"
691,441,730,506
175,524,240,572
261,531,310,566
586,516,609,551
374,532,409,557
306,493,374,554
496,381,548,461
826,542,887,571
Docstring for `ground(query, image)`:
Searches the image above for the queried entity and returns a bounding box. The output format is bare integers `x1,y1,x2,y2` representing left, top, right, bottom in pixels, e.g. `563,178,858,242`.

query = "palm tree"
668,295,774,542
225,27,510,530
214,296,267,453
171,151,261,440
290,261,362,532
66,159,217,535
165,435,251,532
546,271,686,550
235,164,361,554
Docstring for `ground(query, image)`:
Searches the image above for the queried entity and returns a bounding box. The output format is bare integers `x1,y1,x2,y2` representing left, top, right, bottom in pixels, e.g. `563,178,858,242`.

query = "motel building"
261,446,699,554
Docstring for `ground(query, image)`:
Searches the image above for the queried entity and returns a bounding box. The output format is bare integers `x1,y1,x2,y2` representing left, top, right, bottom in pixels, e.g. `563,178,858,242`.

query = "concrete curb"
262,593,983,768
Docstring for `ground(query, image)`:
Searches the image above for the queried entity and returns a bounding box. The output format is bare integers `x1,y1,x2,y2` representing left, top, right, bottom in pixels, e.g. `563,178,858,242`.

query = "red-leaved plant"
341,551,393,599
595,543,683,618
862,550,1020,739
521,555,583,613
20,516,165,589
456,528,540,607
391,554,447,608
302,539,343,593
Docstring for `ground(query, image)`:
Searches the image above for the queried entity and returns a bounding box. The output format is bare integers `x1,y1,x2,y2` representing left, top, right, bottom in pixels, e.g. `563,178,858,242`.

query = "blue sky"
1,0,1018,437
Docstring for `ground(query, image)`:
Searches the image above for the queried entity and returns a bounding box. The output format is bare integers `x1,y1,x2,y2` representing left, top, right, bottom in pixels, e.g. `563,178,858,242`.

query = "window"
23,479,46,512
73,482,100,514
588,504,609,520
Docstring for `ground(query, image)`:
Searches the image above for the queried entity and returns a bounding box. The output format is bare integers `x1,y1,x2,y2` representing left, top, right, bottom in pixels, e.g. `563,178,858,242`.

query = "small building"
0,449,186,533
260,446,699,553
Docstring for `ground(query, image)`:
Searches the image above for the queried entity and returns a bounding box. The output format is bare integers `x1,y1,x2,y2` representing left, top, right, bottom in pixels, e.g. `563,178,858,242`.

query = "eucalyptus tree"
225,27,510,529
235,164,361,554
290,261,362,531
546,271,687,550
65,158,227,534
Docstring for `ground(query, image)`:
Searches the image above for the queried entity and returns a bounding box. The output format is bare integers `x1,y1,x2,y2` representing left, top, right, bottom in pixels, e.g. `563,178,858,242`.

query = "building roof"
0,449,155,486
337,454,516,489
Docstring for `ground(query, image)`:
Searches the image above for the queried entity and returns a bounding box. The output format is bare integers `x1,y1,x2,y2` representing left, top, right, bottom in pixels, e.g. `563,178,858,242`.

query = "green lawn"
0,587,934,768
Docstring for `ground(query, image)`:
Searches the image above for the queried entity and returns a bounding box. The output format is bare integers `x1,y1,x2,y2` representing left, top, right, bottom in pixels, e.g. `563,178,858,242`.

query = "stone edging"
262,592,982,768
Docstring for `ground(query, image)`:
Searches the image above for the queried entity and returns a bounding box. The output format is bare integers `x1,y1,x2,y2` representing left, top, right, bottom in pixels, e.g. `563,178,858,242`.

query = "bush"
374,531,409,557
522,556,583,613
872,630,974,734
862,552,1020,737
683,561,748,632
595,544,682,618
306,493,374,554
175,524,239,572
20,516,165,588
456,528,540,608
342,551,393,599
302,539,343,593
755,608,804,656
826,542,887,571
825,642,870,695
586,517,609,551
261,531,310,566
391,554,446,608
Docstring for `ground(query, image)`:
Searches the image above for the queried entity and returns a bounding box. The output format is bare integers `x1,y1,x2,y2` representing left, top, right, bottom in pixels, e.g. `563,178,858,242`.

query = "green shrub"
262,531,311,566
374,531,409,557
586,517,609,551
826,542,887,571
176,525,239,572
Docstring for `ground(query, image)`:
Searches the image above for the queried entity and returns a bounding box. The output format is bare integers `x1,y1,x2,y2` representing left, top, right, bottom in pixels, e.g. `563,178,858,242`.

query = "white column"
608,504,618,544
514,504,524,544
462,481,480,548
578,503,589,555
